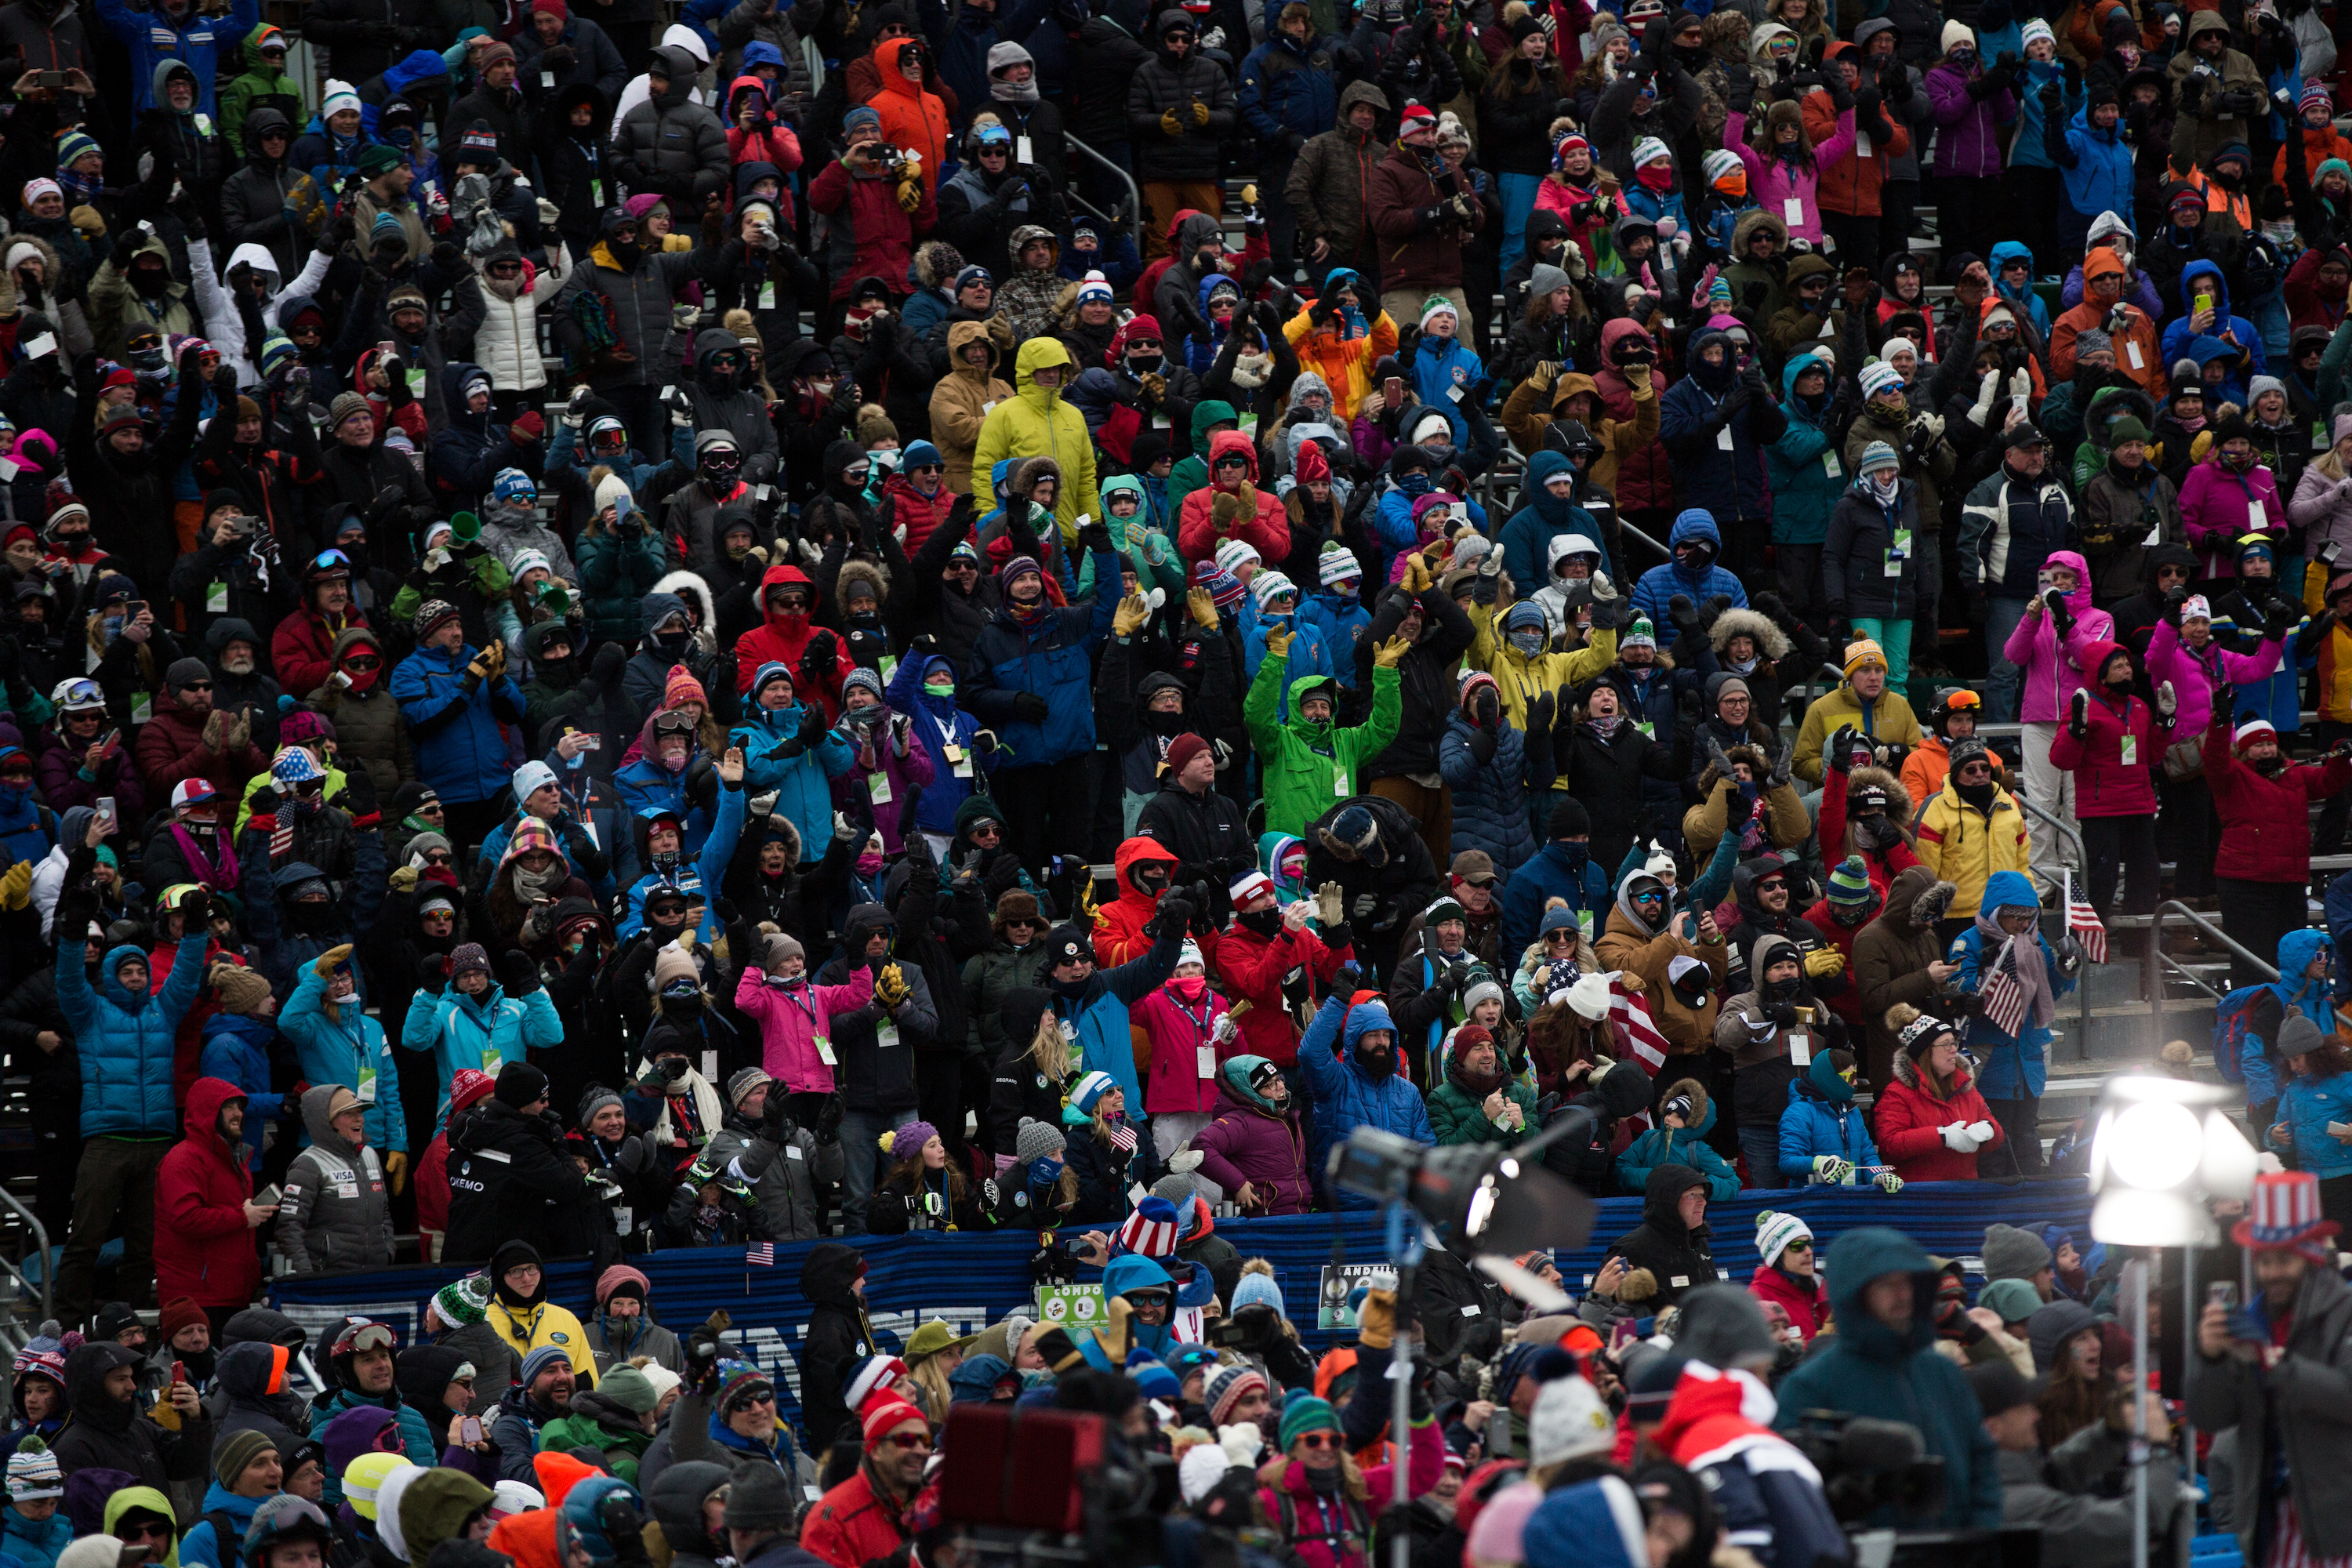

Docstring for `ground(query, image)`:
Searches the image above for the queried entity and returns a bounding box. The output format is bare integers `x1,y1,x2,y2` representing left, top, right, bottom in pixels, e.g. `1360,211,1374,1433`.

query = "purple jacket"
826,713,937,855
1189,1075,1315,1215
34,721,145,821
1924,62,2016,179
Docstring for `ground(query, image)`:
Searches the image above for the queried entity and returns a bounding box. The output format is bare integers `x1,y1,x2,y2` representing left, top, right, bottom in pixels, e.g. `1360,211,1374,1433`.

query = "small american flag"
1609,976,1671,1131
1977,937,2029,1040
2064,869,2108,967
746,1242,775,1266
1105,1122,1138,1154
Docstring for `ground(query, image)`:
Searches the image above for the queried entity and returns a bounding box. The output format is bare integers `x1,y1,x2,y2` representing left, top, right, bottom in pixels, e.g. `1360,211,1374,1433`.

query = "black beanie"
494,1060,550,1109
1549,797,1592,840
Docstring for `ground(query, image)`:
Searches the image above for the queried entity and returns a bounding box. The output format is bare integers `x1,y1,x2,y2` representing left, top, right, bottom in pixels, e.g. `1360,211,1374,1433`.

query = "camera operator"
1771,1225,2004,1530
2191,1169,2352,1568
1367,103,1480,334
1970,1360,2186,1568
809,107,938,334
169,495,289,652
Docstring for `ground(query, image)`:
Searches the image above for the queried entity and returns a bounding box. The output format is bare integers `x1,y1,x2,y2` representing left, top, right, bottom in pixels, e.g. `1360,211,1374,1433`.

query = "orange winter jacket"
2049,249,2165,395
1803,65,1908,217
869,40,952,199
1283,299,1399,423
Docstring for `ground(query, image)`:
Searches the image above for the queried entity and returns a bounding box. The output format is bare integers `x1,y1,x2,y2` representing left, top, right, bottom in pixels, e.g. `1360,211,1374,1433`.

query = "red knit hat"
1163,732,1211,777
862,1396,927,1453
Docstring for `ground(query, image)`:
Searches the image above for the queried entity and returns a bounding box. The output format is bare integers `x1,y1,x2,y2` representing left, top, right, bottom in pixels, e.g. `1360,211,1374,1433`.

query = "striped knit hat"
1116,1196,1181,1258
1069,1070,1119,1115
1826,855,1877,909
1278,1392,1341,1449
1754,1210,1813,1266
1207,1364,1268,1425
1860,359,1904,400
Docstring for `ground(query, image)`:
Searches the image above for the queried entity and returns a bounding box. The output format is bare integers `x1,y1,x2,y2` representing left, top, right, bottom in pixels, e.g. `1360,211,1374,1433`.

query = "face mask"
925,677,954,697
2254,753,2288,776
1398,471,1432,497
655,626,689,652
1562,842,1589,873
1508,630,1545,657
1636,164,1673,191
1237,906,1282,936
857,851,884,876
1026,1157,1062,1188
1171,975,1207,1002
2105,676,2132,695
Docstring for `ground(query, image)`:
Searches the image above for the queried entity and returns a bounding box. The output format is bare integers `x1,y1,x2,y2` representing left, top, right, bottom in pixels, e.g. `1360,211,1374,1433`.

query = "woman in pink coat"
1134,941,1236,1163
2143,593,2285,900
733,932,875,1108
2179,414,2288,582
2049,638,2168,935
1724,100,1854,247
2001,548,2112,891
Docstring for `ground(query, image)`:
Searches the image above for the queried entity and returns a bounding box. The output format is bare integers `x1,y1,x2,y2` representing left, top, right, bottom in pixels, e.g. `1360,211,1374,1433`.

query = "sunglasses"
885,1432,934,1450
180,680,213,691
422,849,453,866
1004,917,1039,931
1127,339,1162,351
1544,929,1574,944
1957,762,1992,778
345,655,383,671
1295,1432,1338,1449
726,1390,776,1410
969,822,1002,839
122,1524,175,1543
1756,878,1787,893
1214,456,1249,469
1784,1239,1813,1252
910,463,943,474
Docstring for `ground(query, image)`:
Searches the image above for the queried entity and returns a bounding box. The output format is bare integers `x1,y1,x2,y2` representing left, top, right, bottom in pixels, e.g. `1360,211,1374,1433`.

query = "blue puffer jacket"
729,699,854,868
2241,927,2337,1111
95,0,255,113
1615,1086,1743,1199
1300,586,1371,684
1764,357,1844,546
1,1499,71,1568
179,1483,268,1568
2269,1061,2352,1178
399,978,564,1127
1298,993,1435,1196
1777,1071,1882,1179
392,642,528,807
1630,511,1749,629
196,1011,285,1172
1500,840,1610,954
887,655,987,838
1238,9,1339,148
1988,241,2056,331
2058,106,2134,225
277,966,407,1154
1952,869,2074,1100
60,932,207,1138
961,552,1120,767
0,768,56,867
1410,330,1486,446
1499,452,1603,593
1657,332,1779,520
1439,711,1537,870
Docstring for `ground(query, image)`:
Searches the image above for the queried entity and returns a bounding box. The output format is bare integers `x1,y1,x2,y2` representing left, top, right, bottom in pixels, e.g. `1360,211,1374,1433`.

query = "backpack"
2212,983,2274,1083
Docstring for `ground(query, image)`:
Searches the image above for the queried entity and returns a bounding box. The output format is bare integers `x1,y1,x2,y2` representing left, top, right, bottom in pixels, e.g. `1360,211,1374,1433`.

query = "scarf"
1972,921,2056,1033
993,76,1040,104
169,820,239,890
1587,713,1624,740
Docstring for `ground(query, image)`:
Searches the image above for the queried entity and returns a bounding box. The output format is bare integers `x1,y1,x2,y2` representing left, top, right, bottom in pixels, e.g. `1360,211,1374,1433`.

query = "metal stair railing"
1062,134,1143,241
0,1185,51,1333
2142,900,2278,1060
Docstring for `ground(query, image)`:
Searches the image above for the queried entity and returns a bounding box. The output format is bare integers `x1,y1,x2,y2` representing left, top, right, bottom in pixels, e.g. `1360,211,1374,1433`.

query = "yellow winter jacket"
971,337,1102,538
1466,606,1618,728
1915,774,2033,920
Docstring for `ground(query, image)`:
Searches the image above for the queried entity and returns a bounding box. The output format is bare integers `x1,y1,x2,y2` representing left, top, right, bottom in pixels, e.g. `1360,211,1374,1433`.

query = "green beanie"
1825,855,1876,909
1279,1392,1340,1450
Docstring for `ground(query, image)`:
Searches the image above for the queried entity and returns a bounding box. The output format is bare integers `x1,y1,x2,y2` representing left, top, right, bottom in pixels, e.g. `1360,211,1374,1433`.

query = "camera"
1786,1412,1946,1523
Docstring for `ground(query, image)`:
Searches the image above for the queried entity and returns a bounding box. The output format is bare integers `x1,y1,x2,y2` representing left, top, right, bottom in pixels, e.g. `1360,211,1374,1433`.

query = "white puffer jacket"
471,243,572,391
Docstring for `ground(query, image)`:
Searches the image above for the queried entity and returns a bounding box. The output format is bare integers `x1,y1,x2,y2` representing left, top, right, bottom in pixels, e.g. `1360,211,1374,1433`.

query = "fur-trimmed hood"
1693,742,1772,797
1732,209,1790,252
650,570,717,656
836,557,890,615
1845,762,1912,817
1708,607,1790,662
913,240,964,291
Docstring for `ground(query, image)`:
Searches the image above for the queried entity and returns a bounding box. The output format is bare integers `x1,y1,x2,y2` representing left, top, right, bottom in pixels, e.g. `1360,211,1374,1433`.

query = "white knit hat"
2182,593,2212,624
1940,19,1973,52
1528,1374,1616,1465
1214,538,1260,576
2020,17,2055,48
1250,570,1298,608
1632,136,1671,168
1860,360,1904,400
1178,1442,1231,1504
1701,147,1744,184
1755,1209,1814,1266
1319,543,1361,586
322,79,361,118
1878,336,1919,363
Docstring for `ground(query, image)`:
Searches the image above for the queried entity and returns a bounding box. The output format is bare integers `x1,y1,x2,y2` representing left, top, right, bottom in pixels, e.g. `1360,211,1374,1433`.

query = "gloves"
1588,572,1632,631
383,1149,409,1195
800,629,838,682
177,887,209,928
1876,1171,1904,1193
1191,97,1210,125
509,411,544,445
1668,593,1701,637
1152,894,1193,934
1316,880,1345,927
499,950,543,995
2156,680,2177,720
2069,687,2090,740
896,178,923,214
1372,635,1410,669
2266,598,2299,640
683,1311,733,1395
1352,891,1380,920
1160,107,1184,136
417,953,448,992
1940,1122,1983,1153
1811,1155,1853,1183
874,963,909,1008
1802,946,1845,979
1011,691,1051,723
52,886,98,940
0,860,31,913
1112,594,1152,637
1965,1119,1997,1144
1969,368,2001,427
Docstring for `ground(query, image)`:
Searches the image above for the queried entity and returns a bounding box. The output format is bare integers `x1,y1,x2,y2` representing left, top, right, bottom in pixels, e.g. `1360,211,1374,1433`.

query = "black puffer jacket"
1124,24,1238,184
1606,1163,1718,1310
612,45,730,203
1356,578,1477,782
443,1098,594,1264
50,1342,211,1493
797,1242,880,1451
219,107,305,281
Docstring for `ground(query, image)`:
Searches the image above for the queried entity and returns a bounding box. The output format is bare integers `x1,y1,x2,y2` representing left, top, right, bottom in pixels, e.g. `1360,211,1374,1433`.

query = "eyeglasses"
968,822,1002,840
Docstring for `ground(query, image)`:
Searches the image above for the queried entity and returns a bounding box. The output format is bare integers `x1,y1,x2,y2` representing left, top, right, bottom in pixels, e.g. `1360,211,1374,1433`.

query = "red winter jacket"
808,150,937,305
1257,1417,1444,1568
1210,919,1351,1068
1871,1051,2005,1182
1094,837,1182,969
800,1465,913,1568
2205,713,2352,883
2049,639,2163,818
1748,1261,1832,1342
271,603,368,700
1177,430,1291,566
154,1076,260,1308
733,562,856,718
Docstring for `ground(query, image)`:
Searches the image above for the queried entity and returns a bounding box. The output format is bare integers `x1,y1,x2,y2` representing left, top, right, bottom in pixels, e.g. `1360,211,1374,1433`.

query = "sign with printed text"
1316,1263,1397,1330
1033,1283,1105,1327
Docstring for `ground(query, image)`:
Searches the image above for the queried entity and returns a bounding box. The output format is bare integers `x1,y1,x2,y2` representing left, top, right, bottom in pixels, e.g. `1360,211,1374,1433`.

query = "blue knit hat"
519,1344,572,1385
1230,1265,1285,1316
492,467,536,505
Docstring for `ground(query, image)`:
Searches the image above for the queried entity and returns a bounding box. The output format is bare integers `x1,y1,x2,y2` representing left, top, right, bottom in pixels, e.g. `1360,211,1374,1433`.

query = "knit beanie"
1981,1223,2054,1282
213,1428,278,1490
1754,1210,1813,1268
1014,1117,1066,1163
1277,1392,1339,1450
1825,856,1876,909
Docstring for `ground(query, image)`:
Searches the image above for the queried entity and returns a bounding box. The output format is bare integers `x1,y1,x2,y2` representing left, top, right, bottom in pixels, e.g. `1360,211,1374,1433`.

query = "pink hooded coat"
2000,549,2114,722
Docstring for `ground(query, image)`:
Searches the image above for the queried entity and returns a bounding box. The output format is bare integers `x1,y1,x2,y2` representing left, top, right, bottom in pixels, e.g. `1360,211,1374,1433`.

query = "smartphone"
460,1417,483,1444
2209,1281,2239,1311
96,797,115,834
35,71,64,89
579,733,601,750
170,1360,185,1385
125,600,146,620
255,1183,281,1208
1606,1319,1639,1355
1383,376,1403,406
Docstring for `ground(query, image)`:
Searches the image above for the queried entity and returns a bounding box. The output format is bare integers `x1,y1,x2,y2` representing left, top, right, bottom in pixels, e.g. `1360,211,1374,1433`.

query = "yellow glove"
1240,183,1258,205
875,963,909,1008
313,943,355,979
0,860,31,912
1532,361,1561,390
1160,107,1184,136
1188,586,1220,629
68,205,103,238
1263,626,1293,659
389,864,420,893
1113,593,1152,637
1210,491,1240,532
896,178,923,214
1802,946,1846,980
1191,98,1210,125
1372,635,1410,669
1403,556,1433,593
383,1150,408,1196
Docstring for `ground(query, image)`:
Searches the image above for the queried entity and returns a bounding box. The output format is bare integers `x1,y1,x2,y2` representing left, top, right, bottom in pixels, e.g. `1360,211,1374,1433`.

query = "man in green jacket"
1247,634,1403,839
1426,1025,1538,1145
